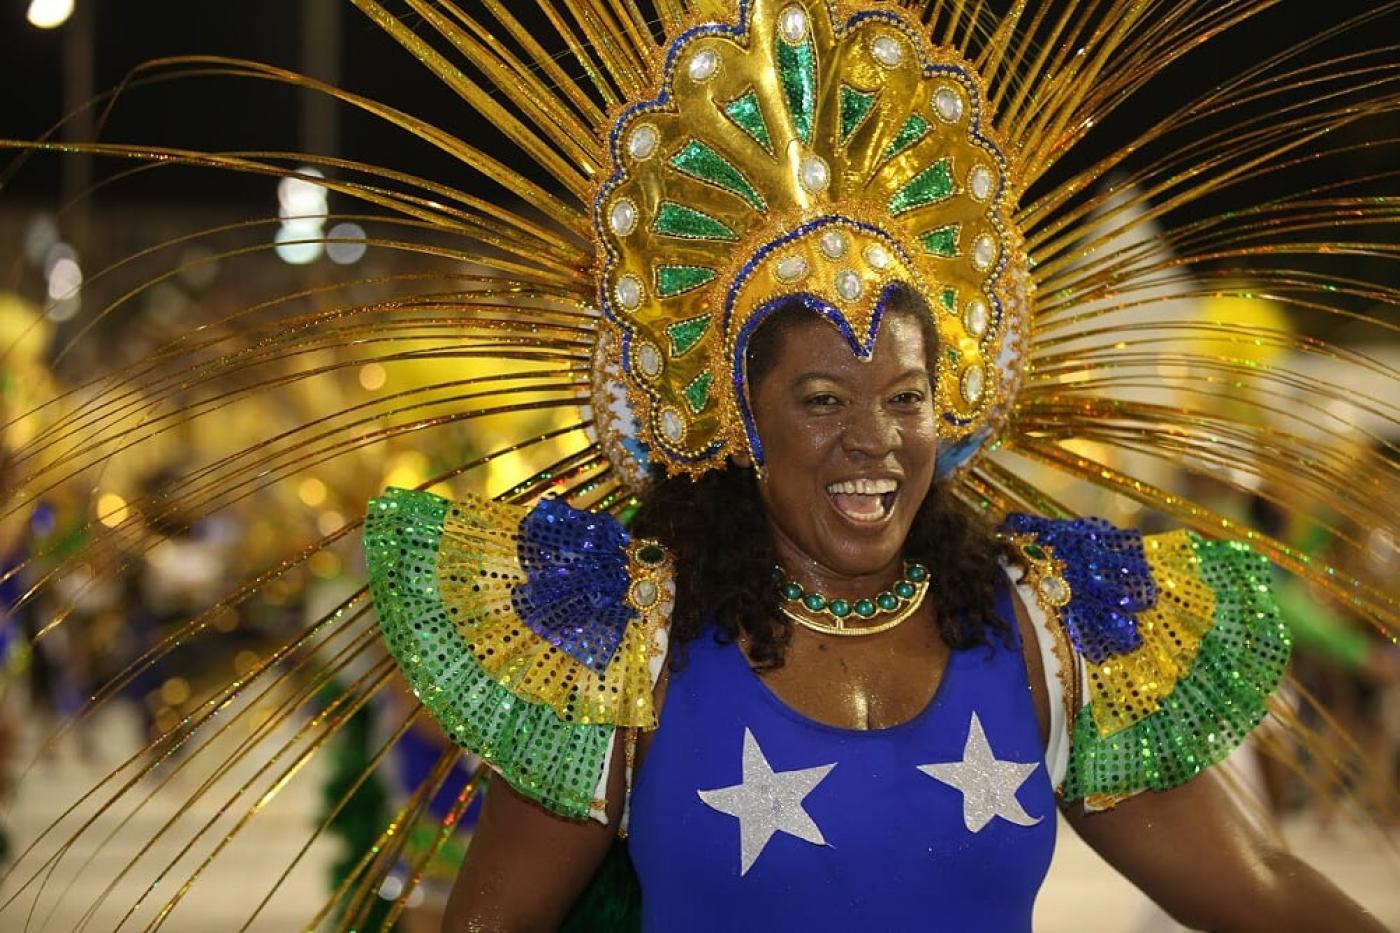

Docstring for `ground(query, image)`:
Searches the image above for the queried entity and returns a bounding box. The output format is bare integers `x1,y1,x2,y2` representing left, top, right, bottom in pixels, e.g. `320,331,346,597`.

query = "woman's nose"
841,406,899,457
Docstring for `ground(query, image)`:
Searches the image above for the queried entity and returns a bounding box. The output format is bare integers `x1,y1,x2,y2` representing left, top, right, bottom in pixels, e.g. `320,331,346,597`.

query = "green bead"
906,564,928,582
803,593,827,612
1023,543,1047,560
781,582,804,600
829,599,851,617
894,581,916,599
877,592,898,612
639,544,665,564
854,599,876,618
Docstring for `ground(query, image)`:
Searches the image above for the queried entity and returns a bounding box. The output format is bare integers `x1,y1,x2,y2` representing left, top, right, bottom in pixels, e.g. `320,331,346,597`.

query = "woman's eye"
892,391,925,405
805,393,840,407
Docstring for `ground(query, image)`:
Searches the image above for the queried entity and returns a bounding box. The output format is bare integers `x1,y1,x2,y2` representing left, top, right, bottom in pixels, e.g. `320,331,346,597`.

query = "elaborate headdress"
590,0,1024,478
1,1,1396,929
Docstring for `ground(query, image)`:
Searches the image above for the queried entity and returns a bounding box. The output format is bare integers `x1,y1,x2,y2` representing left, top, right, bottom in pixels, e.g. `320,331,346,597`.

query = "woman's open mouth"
825,478,900,523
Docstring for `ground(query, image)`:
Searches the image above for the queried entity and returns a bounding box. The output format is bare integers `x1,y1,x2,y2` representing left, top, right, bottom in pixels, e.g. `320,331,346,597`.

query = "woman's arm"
1063,773,1387,933
441,728,628,933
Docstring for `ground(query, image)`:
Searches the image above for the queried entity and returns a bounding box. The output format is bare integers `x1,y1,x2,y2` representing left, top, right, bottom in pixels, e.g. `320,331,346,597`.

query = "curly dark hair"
630,286,1014,670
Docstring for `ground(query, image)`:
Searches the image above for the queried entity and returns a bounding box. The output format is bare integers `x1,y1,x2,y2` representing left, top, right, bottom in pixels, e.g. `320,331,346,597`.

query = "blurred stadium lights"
27,0,75,29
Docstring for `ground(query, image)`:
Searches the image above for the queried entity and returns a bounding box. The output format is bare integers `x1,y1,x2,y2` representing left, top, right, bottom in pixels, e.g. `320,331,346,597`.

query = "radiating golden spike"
651,0,686,37
533,0,626,107
999,0,1106,162
973,1,1026,94
377,771,485,931
1014,438,1399,632
240,708,425,931
400,1,605,176
455,0,609,127
553,1,643,99
340,750,461,931
585,0,660,85
1016,0,1146,182
350,0,595,203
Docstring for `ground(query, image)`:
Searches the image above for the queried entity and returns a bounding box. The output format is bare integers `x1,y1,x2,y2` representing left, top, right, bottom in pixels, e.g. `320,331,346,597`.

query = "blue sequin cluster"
510,498,636,673
1002,514,1152,662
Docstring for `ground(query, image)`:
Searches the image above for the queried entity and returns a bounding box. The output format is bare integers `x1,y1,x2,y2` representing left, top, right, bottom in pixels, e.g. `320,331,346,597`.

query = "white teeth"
825,478,899,495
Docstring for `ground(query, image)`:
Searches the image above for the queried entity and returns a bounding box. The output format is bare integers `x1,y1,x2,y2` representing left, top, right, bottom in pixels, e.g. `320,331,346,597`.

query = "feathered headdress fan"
0,0,1395,928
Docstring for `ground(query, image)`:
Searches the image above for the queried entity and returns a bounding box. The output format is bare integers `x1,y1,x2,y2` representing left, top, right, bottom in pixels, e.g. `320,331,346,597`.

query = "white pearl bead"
628,124,658,160
863,244,891,270
778,5,808,43
609,198,637,236
961,366,985,403
633,579,659,607
688,48,719,82
872,35,904,67
799,154,831,193
1038,574,1068,603
969,165,994,201
660,407,686,443
965,298,989,338
775,255,810,282
636,342,663,377
972,234,997,271
934,85,965,123
835,269,863,301
819,229,848,259
615,274,643,310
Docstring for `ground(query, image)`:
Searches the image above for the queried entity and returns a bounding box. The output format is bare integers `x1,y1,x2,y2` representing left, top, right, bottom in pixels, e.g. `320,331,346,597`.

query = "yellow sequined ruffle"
1085,530,1214,737
434,498,665,729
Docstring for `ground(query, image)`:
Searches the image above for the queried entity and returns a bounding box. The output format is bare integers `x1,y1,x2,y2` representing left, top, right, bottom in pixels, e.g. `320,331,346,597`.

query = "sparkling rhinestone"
636,341,663,377
863,244,891,270
615,274,643,310
659,407,686,443
934,85,965,123
608,198,637,236
819,229,849,259
965,298,990,338
799,154,831,193
778,5,808,43
835,269,863,301
633,579,659,607
627,124,659,160
961,365,985,403
1038,575,1069,603
775,254,810,282
688,48,719,82
872,35,904,67
969,165,994,201
972,234,998,271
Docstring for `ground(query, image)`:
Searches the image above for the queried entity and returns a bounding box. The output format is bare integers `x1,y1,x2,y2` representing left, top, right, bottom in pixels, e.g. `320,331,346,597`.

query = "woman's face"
745,311,938,589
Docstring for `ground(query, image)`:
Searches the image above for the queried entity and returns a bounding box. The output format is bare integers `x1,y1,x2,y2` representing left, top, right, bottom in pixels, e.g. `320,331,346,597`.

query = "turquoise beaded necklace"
775,561,931,636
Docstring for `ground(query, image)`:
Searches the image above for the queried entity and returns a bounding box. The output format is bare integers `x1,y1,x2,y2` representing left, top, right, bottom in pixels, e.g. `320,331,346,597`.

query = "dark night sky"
0,0,1390,220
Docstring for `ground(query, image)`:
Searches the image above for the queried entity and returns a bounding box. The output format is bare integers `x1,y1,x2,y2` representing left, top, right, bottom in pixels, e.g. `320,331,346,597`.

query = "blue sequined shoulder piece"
1000,514,1153,663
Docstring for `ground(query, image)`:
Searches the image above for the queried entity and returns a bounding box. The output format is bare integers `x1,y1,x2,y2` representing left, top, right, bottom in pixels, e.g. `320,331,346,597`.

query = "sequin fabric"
1086,530,1212,736
512,497,634,673
365,487,668,820
1062,532,1291,803
1002,514,1152,663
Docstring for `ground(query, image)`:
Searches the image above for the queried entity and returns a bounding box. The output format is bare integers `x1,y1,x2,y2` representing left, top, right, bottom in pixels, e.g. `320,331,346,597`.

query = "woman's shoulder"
997,513,1290,809
363,488,673,823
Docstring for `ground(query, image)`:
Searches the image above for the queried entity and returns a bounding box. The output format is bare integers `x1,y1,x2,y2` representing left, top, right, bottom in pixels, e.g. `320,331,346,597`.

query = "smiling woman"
3,0,1396,930
629,286,1013,675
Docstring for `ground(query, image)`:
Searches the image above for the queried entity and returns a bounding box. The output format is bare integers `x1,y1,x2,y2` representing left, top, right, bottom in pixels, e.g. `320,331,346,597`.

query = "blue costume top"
628,581,1057,931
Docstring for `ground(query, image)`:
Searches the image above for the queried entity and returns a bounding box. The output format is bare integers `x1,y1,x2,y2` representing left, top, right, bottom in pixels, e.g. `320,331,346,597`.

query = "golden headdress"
0,1,1396,929
592,0,1024,476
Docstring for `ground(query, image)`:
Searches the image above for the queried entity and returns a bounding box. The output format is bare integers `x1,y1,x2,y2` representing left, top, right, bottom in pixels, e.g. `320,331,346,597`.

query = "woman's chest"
627,631,1057,930
752,622,952,730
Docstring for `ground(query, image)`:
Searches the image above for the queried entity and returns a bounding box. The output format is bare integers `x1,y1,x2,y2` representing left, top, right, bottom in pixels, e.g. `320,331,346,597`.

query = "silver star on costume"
697,727,837,876
918,711,1043,833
